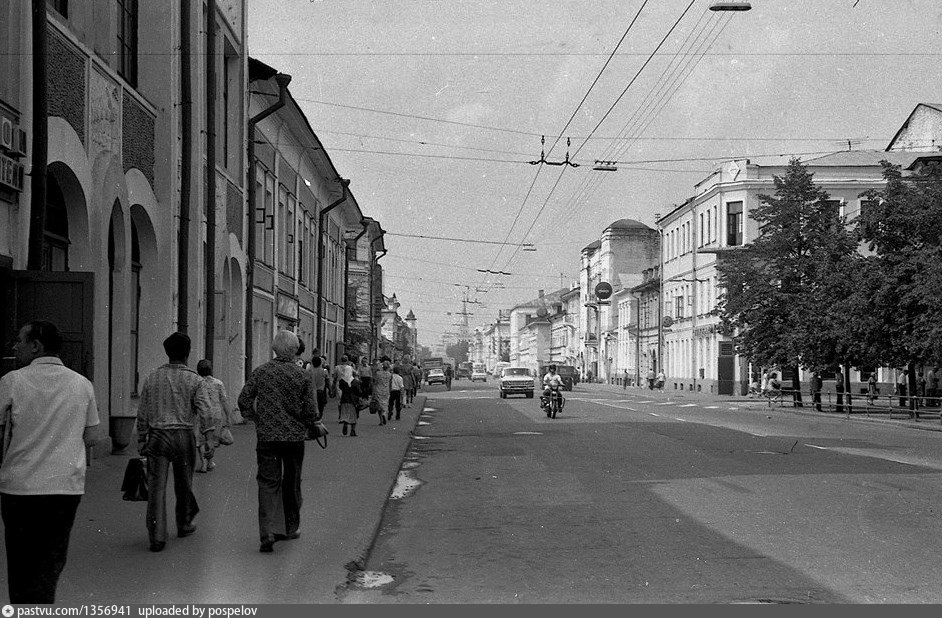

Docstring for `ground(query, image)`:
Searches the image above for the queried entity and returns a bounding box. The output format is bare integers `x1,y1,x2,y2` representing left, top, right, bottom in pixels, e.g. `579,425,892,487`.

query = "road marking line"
655,402,675,406
637,401,655,404
705,406,720,409
678,404,698,408
649,413,660,417
673,417,688,422
513,431,543,435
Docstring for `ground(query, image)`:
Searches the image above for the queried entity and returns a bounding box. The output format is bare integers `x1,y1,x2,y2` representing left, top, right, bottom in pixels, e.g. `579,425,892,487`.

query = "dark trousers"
256,441,305,542
316,389,328,416
2,493,81,603
145,428,199,545
812,391,822,411
389,390,402,418
835,387,844,414
898,384,908,408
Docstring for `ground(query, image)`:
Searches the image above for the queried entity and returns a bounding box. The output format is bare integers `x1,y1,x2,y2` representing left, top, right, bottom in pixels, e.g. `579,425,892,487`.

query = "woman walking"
195,359,230,472
308,356,329,418
358,357,372,395
337,374,361,437
372,359,392,426
389,367,404,421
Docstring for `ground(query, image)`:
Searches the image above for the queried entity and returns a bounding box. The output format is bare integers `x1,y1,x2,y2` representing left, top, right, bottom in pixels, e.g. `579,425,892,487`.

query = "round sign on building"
594,282,613,301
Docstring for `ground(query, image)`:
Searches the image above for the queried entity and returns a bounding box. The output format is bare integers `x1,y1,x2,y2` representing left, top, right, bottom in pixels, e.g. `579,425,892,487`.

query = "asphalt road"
341,380,942,604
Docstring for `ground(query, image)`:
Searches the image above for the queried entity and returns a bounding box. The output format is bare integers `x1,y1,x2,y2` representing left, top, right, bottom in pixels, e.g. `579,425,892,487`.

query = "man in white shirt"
0,320,99,603
389,367,405,421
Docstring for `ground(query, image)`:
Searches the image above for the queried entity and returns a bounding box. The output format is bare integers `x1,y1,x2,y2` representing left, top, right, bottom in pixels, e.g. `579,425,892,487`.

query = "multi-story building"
247,57,372,368
479,311,510,374
0,1,248,452
629,265,661,385
509,289,565,374
578,219,659,383
346,217,386,360
659,151,922,396
549,285,580,368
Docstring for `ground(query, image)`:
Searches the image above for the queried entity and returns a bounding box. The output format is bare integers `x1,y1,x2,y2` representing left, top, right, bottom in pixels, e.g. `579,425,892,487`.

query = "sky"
247,0,942,348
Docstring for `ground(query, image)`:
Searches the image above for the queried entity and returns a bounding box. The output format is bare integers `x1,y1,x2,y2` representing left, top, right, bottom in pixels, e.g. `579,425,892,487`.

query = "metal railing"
760,388,942,422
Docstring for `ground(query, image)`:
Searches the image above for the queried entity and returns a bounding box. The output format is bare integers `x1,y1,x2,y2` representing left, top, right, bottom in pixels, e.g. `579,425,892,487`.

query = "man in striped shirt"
136,332,213,553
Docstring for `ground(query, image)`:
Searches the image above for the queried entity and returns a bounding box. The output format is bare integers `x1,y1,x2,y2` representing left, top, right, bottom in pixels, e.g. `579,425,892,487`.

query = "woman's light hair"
272,330,299,358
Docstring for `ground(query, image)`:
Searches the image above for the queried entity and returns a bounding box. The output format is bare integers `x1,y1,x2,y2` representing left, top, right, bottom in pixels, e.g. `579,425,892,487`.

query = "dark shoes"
342,423,348,435
350,428,357,436
178,524,196,538
149,541,166,553
259,537,275,553
274,530,301,541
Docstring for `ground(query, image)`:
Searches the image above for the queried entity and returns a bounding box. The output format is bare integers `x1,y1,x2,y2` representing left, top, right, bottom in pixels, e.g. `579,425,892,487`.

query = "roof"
406,309,416,320
582,240,601,253
886,103,942,151
801,150,923,168
248,57,278,81
605,218,652,232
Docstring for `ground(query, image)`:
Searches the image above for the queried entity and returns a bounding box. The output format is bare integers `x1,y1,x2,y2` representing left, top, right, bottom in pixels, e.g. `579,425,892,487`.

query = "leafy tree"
856,160,942,412
446,340,470,364
716,158,860,402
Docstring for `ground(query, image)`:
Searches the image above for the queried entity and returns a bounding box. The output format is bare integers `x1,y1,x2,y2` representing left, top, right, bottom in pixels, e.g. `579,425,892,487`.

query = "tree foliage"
855,161,942,369
446,340,470,364
716,158,860,382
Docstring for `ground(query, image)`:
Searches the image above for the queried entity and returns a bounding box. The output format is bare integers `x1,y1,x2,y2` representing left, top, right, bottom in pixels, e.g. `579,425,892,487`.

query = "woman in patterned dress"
371,359,392,426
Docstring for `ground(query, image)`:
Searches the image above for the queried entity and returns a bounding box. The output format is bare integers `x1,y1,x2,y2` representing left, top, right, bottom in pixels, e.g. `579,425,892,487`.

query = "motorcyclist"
541,365,565,410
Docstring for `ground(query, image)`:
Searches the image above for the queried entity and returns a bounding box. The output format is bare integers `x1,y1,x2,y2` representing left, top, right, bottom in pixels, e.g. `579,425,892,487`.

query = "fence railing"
758,388,942,422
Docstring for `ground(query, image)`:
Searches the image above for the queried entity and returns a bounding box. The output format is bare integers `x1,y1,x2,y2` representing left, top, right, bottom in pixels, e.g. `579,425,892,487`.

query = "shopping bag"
306,420,329,449
216,425,235,446
120,457,148,502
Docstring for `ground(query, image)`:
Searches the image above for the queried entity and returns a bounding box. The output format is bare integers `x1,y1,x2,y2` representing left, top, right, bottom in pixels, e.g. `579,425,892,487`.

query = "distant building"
886,103,942,152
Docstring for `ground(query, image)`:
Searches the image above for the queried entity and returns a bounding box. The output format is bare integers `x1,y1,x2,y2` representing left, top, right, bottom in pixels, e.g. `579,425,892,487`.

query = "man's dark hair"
197,359,213,376
24,320,63,354
312,356,322,368
549,364,557,371
163,332,191,360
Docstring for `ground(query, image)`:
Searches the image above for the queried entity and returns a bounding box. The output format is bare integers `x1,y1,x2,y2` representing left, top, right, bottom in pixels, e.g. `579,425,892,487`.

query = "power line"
385,231,533,246
245,51,942,57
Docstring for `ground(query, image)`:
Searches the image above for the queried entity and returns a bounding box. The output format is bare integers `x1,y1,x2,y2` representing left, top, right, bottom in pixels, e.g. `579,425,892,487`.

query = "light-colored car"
499,367,534,398
427,368,446,385
471,369,487,382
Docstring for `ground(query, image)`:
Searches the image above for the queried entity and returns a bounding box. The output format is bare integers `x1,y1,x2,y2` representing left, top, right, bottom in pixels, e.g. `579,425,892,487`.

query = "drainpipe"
315,179,349,356
27,0,47,271
244,72,291,381
177,0,192,331
204,0,217,360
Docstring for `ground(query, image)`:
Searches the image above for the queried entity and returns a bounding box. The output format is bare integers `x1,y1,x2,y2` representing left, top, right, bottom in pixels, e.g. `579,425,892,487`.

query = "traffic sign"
595,281,613,300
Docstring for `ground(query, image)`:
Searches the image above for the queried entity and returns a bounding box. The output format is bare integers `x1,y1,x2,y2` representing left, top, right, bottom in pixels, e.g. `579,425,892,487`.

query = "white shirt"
390,373,404,391
543,373,564,388
0,357,100,495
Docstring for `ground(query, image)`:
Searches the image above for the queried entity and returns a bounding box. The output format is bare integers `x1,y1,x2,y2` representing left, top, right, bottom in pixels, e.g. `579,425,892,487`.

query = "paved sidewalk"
3,394,428,605
579,380,942,433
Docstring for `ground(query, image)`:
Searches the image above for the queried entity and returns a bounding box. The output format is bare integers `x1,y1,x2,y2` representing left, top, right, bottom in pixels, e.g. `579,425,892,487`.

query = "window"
264,175,275,265
43,173,70,271
47,0,68,17
116,0,138,86
675,295,684,319
711,205,717,242
706,209,712,244
278,186,287,273
287,193,296,278
726,201,743,246
253,167,265,265
699,213,704,246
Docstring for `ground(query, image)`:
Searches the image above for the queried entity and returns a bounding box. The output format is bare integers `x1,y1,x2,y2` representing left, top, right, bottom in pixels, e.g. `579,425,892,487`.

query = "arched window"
43,174,70,271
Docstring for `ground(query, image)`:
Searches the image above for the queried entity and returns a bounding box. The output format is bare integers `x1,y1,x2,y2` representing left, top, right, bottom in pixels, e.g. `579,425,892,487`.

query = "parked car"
499,367,534,398
427,368,446,385
470,369,488,383
556,365,578,391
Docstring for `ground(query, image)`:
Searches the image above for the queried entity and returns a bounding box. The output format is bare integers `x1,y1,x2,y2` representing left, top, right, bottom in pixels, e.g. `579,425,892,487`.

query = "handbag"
120,457,148,501
216,425,234,446
307,420,329,449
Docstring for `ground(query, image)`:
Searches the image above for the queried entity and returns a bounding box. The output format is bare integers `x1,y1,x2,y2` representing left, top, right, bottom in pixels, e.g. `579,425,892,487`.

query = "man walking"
137,332,213,553
238,331,319,553
0,321,99,603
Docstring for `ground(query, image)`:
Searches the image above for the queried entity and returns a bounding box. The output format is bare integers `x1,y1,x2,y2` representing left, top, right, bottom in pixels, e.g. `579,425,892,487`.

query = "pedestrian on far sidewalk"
195,359,232,473
401,363,415,407
834,370,845,414
0,320,100,603
811,371,823,412
647,369,655,390
308,356,329,418
358,357,372,395
372,359,392,426
622,369,629,389
238,330,319,553
897,369,908,409
137,332,213,553
655,370,665,391
389,367,404,421
411,363,423,399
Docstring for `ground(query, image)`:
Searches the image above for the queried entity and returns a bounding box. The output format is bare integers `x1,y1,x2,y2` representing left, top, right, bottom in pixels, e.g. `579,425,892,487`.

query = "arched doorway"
107,202,129,450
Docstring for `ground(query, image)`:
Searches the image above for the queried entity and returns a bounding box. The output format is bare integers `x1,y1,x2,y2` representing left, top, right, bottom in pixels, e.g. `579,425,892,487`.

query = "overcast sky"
247,0,942,348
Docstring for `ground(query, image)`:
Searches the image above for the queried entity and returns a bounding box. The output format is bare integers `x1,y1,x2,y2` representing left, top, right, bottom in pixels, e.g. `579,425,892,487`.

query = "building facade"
0,1,248,452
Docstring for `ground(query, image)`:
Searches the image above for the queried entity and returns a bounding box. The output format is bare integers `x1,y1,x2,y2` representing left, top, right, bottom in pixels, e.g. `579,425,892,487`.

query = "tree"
446,340,469,364
716,158,860,403
855,160,942,413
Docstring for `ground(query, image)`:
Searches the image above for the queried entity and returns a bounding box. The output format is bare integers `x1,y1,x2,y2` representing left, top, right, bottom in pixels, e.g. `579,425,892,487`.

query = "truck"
457,361,474,380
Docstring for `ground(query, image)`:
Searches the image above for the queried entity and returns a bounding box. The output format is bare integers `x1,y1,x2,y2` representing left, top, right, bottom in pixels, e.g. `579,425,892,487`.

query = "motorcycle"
541,385,565,419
